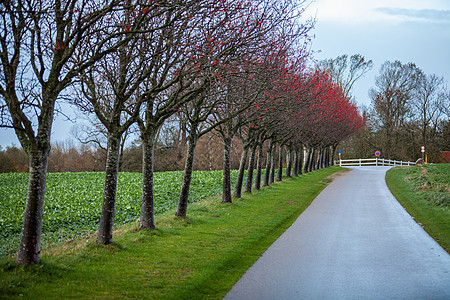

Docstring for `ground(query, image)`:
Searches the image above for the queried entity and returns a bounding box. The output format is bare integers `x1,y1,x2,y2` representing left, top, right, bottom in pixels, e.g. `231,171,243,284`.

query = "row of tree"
0,0,363,266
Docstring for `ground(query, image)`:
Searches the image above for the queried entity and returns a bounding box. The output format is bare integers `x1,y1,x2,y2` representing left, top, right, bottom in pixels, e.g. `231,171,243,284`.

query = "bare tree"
0,0,138,265
413,72,445,148
369,61,421,159
135,0,230,229
74,1,167,244
317,54,373,99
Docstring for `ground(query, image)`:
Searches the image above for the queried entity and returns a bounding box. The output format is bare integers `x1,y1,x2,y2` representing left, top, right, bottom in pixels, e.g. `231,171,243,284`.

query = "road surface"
224,166,450,299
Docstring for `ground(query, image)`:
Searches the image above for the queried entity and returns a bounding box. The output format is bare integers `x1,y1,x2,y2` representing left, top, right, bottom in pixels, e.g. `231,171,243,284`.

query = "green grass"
0,167,343,299
386,164,450,253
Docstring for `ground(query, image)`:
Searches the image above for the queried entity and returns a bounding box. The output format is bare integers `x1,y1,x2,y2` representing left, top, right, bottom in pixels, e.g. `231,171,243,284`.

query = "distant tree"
2,146,29,172
369,61,421,159
0,150,17,173
317,54,373,99
412,73,446,149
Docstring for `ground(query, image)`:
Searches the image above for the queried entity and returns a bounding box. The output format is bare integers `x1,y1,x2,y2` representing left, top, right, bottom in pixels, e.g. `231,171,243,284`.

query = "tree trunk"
263,139,273,187
270,143,277,184
298,148,303,175
176,134,198,218
331,144,337,166
304,147,312,173
139,128,158,230
97,134,121,244
233,143,249,198
244,143,257,193
316,148,323,170
293,148,299,176
222,136,233,203
276,144,283,181
285,146,293,177
254,141,264,191
16,145,51,265
325,147,330,167
310,148,316,171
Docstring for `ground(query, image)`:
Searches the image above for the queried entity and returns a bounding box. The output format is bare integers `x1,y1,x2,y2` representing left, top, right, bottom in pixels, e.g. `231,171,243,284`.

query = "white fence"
338,158,416,167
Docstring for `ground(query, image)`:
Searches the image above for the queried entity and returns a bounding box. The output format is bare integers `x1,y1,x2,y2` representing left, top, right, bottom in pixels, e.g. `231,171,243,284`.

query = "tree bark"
324,147,330,167
310,148,316,172
254,141,264,191
293,147,299,176
222,136,233,203
176,134,198,218
276,144,283,181
16,144,51,265
298,148,303,175
97,133,121,244
263,139,273,187
233,143,249,198
331,144,337,166
244,143,258,193
316,148,323,170
139,128,158,230
269,143,277,184
304,147,312,173
285,146,293,177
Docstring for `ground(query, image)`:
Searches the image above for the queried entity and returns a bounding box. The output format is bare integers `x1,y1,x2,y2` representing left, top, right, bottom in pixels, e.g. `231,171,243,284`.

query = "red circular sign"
375,151,381,157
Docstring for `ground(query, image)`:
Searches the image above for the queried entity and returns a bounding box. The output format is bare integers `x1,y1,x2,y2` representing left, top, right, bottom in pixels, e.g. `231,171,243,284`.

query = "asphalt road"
224,166,450,299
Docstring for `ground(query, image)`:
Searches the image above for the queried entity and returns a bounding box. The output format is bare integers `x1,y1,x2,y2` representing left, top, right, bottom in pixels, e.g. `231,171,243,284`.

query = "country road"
224,166,450,299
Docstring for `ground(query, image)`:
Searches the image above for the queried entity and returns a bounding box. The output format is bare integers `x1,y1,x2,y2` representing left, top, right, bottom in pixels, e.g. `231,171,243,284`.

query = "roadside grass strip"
1,166,343,299
386,164,450,253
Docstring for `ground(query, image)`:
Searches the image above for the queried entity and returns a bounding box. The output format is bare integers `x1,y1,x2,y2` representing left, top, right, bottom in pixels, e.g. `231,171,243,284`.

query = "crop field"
0,169,258,257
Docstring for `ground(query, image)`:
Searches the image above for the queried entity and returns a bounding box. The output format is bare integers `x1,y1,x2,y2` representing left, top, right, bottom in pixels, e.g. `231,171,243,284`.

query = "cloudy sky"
303,0,450,107
1,0,449,148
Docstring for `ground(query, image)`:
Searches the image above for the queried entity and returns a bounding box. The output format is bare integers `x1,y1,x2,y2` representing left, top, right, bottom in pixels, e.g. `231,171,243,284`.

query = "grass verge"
0,166,344,299
386,164,450,253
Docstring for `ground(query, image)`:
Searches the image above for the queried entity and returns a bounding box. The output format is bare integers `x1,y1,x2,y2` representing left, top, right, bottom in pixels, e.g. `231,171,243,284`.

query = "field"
386,163,450,253
0,170,251,257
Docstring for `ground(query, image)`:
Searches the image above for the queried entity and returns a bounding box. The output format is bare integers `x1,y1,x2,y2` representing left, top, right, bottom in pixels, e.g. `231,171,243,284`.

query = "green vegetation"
386,164,450,253
0,170,251,257
0,167,342,299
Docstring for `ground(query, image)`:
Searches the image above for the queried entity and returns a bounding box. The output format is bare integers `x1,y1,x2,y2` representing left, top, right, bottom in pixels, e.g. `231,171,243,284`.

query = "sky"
1,0,449,148
303,0,450,107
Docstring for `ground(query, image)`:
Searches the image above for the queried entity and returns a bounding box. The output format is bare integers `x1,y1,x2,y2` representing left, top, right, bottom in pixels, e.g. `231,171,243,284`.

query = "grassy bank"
1,167,343,299
386,164,450,253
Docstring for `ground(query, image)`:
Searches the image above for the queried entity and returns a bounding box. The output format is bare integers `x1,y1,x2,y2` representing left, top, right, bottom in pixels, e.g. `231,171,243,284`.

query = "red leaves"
55,42,67,51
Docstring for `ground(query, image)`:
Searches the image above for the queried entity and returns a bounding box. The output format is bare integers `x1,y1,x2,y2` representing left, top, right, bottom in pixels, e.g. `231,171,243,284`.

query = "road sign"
375,151,381,157
421,146,425,153
338,150,342,154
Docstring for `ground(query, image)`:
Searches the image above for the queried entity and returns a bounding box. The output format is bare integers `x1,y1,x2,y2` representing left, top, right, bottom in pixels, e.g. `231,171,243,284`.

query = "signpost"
421,146,425,160
338,150,342,166
375,151,381,166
